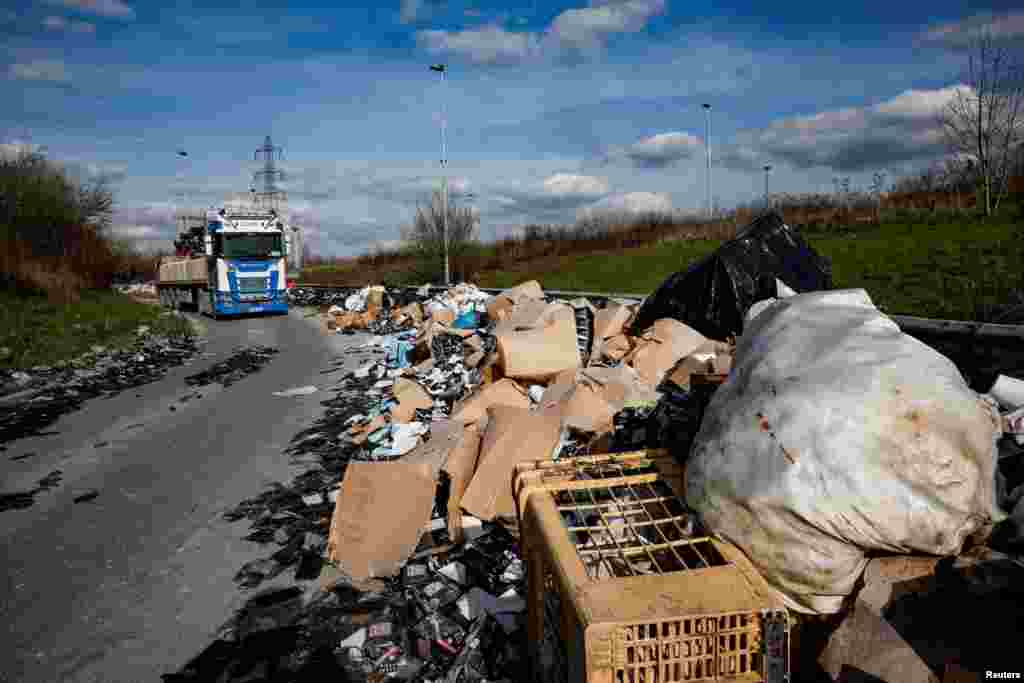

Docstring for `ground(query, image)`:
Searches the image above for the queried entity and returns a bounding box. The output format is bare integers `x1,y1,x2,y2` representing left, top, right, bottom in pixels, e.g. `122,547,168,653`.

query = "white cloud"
418,24,541,65
418,0,665,65
711,85,972,174
543,173,609,195
588,190,672,213
9,60,70,83
43,0,134,19
922,11,1024,47
615,131,704,168
43,15,96,33
548,0,666,50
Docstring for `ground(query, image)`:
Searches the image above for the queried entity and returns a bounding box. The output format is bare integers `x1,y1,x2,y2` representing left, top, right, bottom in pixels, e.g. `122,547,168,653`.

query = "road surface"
0,308,362,683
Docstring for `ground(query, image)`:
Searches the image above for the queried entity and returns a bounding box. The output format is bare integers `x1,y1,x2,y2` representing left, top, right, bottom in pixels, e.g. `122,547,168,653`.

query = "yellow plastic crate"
513,450,789,683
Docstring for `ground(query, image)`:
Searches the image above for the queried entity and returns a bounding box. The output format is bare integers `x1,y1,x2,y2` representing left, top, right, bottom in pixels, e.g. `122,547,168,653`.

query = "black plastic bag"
628,211,831,340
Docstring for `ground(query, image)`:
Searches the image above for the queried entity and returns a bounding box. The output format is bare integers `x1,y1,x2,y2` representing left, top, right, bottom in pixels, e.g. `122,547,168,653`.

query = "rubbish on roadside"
624,318,707,387
301,493,324,506
687,289,1004,615
629,211,832,340
272,385,319,397
598,333,633,362
1005,406,1024,445
453,310,481,330
449,378,530,424
460,405,561,522
74,489,100,503
390,378,434,423
513,450,790,683
990,374,1024,410
496,303,581,382
326,461,438,583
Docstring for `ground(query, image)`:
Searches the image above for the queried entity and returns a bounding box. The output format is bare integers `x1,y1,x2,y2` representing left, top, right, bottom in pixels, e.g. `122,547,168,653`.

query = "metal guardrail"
294,283,1024,340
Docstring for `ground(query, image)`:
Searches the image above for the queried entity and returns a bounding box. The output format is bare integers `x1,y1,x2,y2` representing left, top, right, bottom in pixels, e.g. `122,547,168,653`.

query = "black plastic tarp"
628,211,832,340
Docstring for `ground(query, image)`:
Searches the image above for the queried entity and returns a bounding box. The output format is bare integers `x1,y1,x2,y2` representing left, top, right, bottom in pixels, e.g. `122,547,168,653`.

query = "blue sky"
2,0,1021,256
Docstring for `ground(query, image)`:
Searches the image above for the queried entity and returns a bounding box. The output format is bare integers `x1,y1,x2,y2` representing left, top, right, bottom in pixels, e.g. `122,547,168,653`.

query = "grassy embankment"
304,207,1024,322
1,148,188,371
0,289,193,370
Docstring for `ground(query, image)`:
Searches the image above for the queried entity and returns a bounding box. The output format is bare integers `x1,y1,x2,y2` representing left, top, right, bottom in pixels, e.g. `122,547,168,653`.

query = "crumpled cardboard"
450,378,530,424
404,419,484,544
327,461,437,582
465,350,485,368
501,280,544,303
485,296,515,322
460,405,562,522
390,378,434,423
625,318,707,387
594,302,634,340
493,299,551,336
600,333,634,362
539,365,657,434
349,414,388,445
496,303,581,382
666,341,734,388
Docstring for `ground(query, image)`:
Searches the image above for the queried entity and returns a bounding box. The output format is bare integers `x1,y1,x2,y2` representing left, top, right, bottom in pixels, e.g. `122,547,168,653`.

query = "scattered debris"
0,334,199,446
73,489,100,503
166,214,1024,682
273,386,319,398
185,346,279,388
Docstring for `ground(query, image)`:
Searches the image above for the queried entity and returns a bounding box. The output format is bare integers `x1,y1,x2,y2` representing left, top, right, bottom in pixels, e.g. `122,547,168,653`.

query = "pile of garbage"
0,330,200,447
177,212,1024,681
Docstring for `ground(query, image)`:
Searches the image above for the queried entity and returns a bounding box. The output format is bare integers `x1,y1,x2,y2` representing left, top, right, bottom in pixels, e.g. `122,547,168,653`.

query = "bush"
0,148,125,301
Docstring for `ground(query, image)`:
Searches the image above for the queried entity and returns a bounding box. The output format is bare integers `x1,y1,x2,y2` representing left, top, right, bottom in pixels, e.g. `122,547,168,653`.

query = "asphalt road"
0,308,364,683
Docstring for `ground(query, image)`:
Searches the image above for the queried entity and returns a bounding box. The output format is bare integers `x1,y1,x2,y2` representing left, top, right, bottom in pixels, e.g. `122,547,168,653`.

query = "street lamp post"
430,63,449,286
702,103,712,220
763,165,772,209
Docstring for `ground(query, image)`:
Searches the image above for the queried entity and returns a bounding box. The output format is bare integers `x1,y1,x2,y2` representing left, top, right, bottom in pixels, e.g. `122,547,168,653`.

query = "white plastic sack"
686,289,1003,615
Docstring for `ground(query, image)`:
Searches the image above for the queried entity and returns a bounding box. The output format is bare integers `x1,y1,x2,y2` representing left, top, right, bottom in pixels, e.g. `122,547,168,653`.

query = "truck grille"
237,276,269,293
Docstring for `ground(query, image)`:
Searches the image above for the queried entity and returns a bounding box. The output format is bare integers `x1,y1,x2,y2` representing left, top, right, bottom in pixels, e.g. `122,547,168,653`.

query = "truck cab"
206,207,290,316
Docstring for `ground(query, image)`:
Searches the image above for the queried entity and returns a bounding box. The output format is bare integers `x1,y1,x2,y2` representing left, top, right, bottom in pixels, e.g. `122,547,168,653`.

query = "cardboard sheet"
450,378,530,424
593,303,634,341
626,318,707,387
500,280,544,302
485,295,515,322
496,304,581,382
443,422,484,543
600,333,634,361
327,462,437,582
460,405,562,522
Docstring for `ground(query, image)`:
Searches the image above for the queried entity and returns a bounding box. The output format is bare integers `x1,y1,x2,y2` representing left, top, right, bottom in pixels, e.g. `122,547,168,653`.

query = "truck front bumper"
214,292,288,315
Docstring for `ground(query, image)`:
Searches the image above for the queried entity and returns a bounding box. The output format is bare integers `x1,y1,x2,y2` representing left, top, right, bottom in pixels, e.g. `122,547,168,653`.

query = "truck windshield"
221,234,283,259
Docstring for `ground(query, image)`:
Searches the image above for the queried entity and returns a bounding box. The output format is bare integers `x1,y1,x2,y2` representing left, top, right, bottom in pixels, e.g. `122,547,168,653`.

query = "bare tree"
401,190,479,281
870,171,887,220
939,27,1024,216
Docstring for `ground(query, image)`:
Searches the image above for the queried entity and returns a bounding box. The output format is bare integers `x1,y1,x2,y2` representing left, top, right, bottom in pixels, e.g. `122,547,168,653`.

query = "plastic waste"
687,289,1003,614
629,211,832,340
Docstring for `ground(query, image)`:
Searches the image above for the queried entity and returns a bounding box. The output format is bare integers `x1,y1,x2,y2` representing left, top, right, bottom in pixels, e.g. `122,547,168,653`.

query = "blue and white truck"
157,206,294,317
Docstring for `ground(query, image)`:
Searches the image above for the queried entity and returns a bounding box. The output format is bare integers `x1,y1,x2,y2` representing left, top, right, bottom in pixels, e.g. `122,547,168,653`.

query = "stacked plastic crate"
512,450,790,683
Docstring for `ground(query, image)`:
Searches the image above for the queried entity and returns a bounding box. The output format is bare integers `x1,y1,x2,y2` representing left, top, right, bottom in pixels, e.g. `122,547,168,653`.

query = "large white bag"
686,289,1004,614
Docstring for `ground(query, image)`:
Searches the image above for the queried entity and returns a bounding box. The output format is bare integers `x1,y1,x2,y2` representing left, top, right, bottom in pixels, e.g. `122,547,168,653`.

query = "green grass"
480,216,1024,320
478,239,722,293
0,289,195,370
